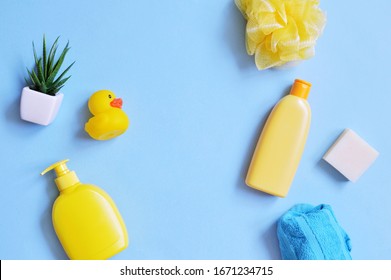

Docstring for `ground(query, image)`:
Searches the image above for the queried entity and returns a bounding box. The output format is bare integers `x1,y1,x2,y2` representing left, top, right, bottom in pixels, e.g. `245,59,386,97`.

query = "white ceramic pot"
20,86,64,125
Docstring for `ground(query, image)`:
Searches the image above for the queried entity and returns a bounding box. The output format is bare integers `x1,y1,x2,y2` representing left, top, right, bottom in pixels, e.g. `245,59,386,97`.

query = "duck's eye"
108,94,112,99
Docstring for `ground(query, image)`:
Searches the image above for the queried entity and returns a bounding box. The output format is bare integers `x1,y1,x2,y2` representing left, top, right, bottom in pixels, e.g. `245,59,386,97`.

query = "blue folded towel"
277,204,352,260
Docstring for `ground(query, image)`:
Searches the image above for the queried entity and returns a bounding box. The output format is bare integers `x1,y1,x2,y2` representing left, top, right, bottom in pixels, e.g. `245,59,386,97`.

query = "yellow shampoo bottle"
41,159,128,259
246,79,312,197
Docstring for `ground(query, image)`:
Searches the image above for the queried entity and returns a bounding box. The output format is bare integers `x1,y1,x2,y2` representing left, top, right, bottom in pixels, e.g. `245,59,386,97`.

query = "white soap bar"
323,129,379,182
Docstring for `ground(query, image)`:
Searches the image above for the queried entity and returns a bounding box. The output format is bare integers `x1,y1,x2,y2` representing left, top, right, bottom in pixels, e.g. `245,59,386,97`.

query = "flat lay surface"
0,0,390,260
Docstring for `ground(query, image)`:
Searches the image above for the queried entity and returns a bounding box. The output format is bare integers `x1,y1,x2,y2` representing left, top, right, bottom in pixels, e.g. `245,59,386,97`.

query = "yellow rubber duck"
85,90,129,140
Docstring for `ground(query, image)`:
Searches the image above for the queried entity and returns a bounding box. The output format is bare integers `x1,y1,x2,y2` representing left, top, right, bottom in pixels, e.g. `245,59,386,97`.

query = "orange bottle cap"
290,79,311,99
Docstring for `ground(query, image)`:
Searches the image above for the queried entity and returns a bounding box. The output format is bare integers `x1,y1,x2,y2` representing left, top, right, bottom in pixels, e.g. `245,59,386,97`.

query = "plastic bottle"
246,79,312,197
41,159,128,259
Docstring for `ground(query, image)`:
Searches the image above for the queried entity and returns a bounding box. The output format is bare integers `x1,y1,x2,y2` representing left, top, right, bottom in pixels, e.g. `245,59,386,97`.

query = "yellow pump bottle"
246,79,312,197
41,159,128,259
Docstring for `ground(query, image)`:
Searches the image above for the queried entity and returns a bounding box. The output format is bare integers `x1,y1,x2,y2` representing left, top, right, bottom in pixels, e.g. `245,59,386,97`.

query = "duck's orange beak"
110,98,123,109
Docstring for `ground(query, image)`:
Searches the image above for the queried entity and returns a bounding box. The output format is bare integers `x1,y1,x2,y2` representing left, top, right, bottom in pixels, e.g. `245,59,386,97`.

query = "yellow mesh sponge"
235,0,326,70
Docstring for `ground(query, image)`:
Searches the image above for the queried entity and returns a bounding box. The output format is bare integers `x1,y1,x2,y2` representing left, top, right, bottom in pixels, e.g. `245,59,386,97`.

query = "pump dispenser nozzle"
41,159,80,192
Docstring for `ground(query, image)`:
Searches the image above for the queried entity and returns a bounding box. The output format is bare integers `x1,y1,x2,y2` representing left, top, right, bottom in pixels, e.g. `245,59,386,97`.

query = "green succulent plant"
25,35,75,96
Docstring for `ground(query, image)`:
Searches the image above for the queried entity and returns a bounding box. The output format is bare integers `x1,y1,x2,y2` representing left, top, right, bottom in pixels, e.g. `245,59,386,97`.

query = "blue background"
0,0,390,260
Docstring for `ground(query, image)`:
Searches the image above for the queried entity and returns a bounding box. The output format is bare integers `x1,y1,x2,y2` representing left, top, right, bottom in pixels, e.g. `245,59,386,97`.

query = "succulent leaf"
43,35,47,79
27,68,41,87
52,61,75,85
47,77,70,95
46,43,70,85
36,58,45,85
47,37,59,75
